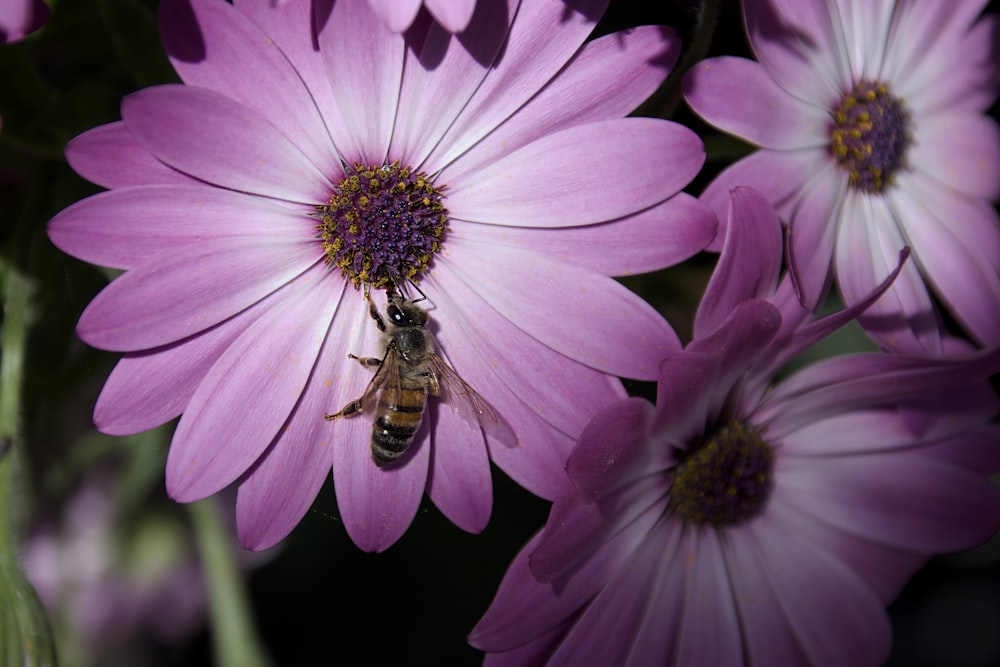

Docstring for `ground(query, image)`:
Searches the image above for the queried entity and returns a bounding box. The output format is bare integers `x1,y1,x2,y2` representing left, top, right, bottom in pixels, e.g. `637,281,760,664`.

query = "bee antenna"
406,279,428,304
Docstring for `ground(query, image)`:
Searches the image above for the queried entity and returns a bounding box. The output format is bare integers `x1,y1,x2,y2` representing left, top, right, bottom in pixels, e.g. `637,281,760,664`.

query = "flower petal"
776,451,1000,554
77,237,321,351
758,348,1000,438
446,118,704,228
778,501,923,603
778,390,998,458
471,502,659,651
673,529,744,666
366,0,421,32
316,0,404,164
722,524,814,666
699,149,821,252
742,504,892,666
444,238,681,380
425,398,492,534
422,0,608,171
165,264,339,502
390,0,515,167
159,0,340,175
742,0,847,103
482,624,568,667
425,270,618,499
881,0,991,95
785,162,844,310
122,85,332,204
530,476,667,583
483,392,577,501
621,522,689,664
330,292,430,552
94,298,272,435
47,185,313,270
835,189,943,354
773,244,907,370
449,193,716,277
429,259,627,437
65,122,196,189
232,0,360,164
543,519,681,667
441,24,681,180
911,112,1000,200
892,11,1000,114
234,281,353,551
683,56,829,150
425,0,476,33
565,397,658,502
891,175,1000,347
653,301,781,447
694,187,783,339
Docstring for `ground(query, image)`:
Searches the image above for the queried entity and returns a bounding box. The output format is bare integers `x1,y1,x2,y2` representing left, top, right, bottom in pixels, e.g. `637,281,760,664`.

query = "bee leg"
347,353,383,368
368,298,387,332
324,399,363,421
424,372,441,397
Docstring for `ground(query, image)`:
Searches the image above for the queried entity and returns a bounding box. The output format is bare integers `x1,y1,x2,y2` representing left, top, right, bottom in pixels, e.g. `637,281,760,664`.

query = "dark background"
2,0,999,665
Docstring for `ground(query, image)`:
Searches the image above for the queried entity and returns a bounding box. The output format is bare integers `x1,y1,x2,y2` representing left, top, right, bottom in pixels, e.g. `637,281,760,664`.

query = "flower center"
668,420,774,527
317,162,448,288
828,80,911,194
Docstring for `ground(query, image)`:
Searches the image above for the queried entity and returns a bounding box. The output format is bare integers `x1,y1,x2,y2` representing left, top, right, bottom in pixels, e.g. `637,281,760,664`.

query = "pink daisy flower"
470,188,1000,665
684,0,1000,356
47,0,715,552
367,0,478,33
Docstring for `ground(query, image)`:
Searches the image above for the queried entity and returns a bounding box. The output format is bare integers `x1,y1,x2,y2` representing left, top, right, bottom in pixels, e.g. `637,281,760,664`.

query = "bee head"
386,292,428,327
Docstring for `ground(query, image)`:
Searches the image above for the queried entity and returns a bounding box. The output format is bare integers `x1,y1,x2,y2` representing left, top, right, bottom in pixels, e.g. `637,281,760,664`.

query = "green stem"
188,499,272,667
636,0,721,119
0,258,57,667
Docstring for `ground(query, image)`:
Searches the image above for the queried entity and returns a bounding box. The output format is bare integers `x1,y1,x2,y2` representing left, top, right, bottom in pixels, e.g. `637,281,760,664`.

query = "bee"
325,289,515,467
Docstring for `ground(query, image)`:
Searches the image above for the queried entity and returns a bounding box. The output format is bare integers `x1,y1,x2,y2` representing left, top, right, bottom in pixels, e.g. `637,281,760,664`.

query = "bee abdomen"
371,415,421,467
371,387,426,467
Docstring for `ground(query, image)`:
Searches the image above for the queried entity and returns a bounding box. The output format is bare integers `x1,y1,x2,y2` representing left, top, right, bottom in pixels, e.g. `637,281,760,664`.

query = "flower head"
684,0,1000,356
470,189,1000,665
47,0,715,552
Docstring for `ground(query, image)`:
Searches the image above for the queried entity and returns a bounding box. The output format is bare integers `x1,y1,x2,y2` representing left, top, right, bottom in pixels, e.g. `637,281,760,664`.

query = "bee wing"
328,348,398,420
361,347,401,414
427,354,517,448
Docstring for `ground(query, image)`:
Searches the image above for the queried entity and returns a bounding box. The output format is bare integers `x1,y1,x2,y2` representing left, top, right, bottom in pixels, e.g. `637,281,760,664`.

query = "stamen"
317,162,448,288
668,420,774,527
828,80,911,194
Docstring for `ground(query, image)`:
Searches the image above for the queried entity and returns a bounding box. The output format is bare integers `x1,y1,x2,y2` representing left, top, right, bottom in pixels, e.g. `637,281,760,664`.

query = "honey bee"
325,289,515,467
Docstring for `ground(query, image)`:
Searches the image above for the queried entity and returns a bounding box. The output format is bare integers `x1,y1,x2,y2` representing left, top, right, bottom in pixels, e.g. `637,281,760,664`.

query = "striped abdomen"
371,376,427,467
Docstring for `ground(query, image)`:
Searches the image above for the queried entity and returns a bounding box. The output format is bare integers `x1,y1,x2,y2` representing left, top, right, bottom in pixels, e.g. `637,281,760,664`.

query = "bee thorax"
394,327,430,363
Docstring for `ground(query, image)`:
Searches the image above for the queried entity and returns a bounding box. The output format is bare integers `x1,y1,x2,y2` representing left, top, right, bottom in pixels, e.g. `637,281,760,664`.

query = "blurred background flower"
22,475,210,667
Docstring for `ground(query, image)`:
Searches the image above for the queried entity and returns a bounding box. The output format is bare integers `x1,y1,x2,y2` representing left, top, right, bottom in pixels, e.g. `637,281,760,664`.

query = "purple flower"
684,0,1000,356
47,0,715,552
22,483,211,652
470,188,1000,665
367,0,478,33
